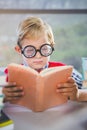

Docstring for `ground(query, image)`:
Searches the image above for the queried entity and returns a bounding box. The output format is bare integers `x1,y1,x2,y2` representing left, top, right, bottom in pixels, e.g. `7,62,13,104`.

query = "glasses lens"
41,44,53,56
23,46,36,58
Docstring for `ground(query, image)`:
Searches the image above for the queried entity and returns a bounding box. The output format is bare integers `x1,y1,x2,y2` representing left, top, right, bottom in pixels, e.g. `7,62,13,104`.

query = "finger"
67,77,75,83
59,86,78,99
57,82,75,89
3,82,16,87
4,91,24,97
5,86,23,93
57,87,74,93
57,82,78,92
6,96,22,101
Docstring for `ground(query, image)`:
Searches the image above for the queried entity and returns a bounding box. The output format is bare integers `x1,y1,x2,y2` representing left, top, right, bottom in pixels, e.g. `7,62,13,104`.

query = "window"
0,0,87,73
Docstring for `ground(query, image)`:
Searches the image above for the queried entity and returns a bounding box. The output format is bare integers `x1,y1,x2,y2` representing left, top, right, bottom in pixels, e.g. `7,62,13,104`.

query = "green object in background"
82,57,87,80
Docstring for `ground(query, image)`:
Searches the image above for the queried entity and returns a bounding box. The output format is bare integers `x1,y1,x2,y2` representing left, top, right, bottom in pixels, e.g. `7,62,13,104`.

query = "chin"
33,65,44,70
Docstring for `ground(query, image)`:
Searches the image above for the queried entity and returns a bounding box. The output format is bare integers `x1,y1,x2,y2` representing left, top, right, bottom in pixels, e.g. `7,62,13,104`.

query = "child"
2,16,87,103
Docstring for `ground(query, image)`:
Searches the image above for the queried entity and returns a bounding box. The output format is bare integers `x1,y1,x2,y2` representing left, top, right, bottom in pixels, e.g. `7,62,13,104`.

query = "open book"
7,63,73,112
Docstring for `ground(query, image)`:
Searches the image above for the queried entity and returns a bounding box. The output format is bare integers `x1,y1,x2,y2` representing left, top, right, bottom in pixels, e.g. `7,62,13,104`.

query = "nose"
35,50,42,58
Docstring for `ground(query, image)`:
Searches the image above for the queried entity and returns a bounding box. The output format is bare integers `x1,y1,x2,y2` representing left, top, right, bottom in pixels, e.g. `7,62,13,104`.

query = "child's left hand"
56,77,79,101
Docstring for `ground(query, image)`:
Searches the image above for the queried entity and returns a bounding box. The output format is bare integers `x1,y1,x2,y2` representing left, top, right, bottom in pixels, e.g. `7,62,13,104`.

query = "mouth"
33,60,43,64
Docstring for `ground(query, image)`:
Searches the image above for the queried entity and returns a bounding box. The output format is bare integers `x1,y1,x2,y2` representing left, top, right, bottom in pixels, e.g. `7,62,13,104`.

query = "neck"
35,68,43,73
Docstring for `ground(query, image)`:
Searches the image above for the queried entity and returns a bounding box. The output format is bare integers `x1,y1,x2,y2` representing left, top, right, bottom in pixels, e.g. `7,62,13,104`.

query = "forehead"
21,33,50,47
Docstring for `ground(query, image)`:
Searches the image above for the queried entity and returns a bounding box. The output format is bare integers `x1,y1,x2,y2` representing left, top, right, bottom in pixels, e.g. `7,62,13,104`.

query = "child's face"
15,33,51,70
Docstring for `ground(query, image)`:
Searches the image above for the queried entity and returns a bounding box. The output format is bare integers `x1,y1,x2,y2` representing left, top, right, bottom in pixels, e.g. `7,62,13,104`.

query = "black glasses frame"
20,43,54,58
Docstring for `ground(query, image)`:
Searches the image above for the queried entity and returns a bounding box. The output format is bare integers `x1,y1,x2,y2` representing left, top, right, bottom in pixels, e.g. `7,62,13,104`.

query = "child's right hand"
2,83,24,102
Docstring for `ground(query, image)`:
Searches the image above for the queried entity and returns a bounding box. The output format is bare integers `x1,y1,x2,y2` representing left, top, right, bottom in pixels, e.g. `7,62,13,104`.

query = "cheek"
22,56,32,66
25,59,33,66
47,56,50,61
44,56,50,62
43,56,50,65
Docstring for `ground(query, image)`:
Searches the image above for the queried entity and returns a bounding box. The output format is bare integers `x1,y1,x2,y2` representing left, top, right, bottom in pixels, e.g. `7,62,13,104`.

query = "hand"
2,82,24,102
56,77,79,101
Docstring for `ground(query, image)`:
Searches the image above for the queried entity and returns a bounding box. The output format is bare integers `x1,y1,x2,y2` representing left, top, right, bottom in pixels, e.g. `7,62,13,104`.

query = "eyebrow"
20,42,50,49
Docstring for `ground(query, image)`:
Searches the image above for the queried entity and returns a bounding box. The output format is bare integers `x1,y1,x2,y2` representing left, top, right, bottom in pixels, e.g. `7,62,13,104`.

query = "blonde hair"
17,16,55,46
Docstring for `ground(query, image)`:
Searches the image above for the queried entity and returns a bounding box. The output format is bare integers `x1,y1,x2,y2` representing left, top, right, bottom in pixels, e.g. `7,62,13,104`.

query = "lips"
33,60,43,64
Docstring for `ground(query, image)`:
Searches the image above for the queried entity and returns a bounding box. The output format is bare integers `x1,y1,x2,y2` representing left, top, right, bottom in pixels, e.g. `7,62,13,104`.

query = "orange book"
7,63,73,112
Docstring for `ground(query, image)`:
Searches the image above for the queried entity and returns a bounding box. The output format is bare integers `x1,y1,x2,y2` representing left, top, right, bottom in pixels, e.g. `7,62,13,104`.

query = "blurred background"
0,0,87,74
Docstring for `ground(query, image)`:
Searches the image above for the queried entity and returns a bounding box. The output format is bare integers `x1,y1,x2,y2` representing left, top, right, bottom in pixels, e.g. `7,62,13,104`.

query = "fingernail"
22,92,24,95
57,84,61,87
20,87,23,89
56,89,59,92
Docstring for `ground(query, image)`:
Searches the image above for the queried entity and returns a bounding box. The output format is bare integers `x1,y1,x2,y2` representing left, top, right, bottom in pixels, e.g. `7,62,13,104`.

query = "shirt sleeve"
0,67,8,82
72,68,83,89
4,68,8,82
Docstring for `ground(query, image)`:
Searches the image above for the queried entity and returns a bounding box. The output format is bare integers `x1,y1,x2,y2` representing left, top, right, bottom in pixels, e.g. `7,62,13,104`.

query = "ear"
15,45,21,53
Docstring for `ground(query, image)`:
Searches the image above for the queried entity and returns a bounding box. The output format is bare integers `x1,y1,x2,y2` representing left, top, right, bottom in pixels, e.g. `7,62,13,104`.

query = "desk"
3,101,87,130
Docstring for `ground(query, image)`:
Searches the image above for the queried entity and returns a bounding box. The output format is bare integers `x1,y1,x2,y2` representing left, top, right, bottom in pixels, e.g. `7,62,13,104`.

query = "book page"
40,65,73,76
40,65,73,110
8,63,43,111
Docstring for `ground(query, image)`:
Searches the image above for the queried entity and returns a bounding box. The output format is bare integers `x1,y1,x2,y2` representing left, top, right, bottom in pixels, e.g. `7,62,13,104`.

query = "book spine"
34,75,44,112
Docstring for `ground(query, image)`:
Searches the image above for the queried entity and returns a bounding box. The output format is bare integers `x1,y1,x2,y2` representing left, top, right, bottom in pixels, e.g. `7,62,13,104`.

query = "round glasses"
21,43,54,58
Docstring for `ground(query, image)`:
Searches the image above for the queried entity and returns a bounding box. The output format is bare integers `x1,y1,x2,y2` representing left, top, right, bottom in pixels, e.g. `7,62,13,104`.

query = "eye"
26,47,34,52
42,46,48,51
24,46,35,56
